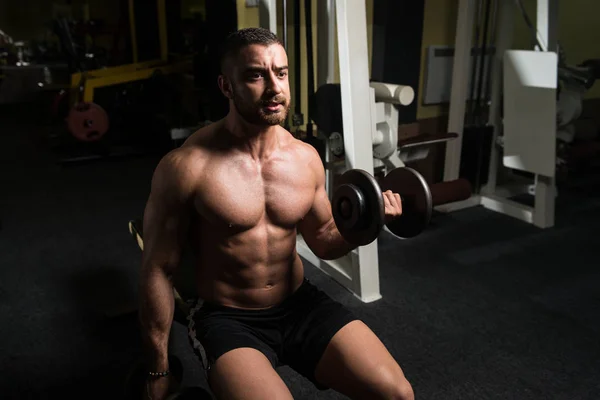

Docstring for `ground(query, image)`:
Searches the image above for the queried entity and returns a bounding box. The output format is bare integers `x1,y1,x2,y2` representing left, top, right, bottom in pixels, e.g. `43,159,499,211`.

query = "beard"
231,88,290,127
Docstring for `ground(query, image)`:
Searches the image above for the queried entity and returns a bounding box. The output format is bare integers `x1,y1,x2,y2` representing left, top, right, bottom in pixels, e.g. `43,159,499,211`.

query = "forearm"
138,265,175,370
317,220,358,260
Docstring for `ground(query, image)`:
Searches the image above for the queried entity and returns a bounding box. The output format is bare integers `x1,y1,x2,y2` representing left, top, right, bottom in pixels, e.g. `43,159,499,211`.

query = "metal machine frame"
298,0,382,303
438,0,559,229
259,0,415,303
69,0,193,105
70,58,192,104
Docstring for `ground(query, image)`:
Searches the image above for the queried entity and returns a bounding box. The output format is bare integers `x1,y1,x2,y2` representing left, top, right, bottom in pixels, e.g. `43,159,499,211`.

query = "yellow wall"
417,0,459,120
236,0,260,29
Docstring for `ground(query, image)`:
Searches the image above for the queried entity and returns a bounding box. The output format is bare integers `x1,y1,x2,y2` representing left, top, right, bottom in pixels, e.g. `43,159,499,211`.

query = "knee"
376,368,414,400
392,377,414,400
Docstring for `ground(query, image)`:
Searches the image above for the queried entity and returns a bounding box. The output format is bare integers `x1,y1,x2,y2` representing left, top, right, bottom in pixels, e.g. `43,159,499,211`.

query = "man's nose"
266,71,283,94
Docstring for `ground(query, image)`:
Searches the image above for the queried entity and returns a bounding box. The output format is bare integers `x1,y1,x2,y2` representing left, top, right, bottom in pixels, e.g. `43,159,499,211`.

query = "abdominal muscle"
192,223,306,309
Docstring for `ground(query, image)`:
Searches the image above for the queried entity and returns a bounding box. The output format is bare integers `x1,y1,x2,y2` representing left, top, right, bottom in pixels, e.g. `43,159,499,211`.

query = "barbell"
332,167,472,245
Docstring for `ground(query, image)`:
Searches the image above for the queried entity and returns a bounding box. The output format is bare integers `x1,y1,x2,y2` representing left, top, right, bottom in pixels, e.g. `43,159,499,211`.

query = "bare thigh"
208,347,293,400
314,320,414,400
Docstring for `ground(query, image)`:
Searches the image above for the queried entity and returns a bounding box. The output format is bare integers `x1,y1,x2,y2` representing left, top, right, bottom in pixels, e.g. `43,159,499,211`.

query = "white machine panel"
503,50,557,178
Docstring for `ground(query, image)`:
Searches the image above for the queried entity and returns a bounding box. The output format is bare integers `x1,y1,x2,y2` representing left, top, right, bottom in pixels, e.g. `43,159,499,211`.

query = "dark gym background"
1,0,600,399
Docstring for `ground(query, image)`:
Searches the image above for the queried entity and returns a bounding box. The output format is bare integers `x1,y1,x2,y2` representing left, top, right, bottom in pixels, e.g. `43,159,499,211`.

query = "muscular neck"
223,112,280,160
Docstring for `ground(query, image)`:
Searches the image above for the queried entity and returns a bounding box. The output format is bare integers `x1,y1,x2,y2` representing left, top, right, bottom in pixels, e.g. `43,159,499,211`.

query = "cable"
514,0,547,52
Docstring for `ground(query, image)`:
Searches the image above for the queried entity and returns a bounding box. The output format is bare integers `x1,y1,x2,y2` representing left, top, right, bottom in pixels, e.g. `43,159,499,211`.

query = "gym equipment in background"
427,0,598,229
49,0,213,163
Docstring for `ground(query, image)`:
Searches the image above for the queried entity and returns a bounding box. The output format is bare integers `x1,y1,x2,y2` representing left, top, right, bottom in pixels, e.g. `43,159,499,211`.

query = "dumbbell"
332,167,472,245
332,167,432,246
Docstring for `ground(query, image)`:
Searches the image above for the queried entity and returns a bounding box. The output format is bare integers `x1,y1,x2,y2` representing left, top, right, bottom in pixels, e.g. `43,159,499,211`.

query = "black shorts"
187,278,358,390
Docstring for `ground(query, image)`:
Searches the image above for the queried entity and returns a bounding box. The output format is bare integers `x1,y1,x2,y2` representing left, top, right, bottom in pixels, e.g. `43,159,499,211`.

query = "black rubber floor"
1,105,599,399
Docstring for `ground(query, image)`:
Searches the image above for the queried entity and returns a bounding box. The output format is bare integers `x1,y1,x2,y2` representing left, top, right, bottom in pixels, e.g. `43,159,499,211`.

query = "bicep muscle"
142,152,195,273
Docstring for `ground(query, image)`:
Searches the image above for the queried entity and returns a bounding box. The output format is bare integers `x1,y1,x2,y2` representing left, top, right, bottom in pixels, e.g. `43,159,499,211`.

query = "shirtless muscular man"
139,27,414,400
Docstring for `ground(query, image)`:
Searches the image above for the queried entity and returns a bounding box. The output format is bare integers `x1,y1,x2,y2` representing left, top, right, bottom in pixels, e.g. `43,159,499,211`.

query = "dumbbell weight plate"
381,167,432,239
66,102,109,142
332,169,385,246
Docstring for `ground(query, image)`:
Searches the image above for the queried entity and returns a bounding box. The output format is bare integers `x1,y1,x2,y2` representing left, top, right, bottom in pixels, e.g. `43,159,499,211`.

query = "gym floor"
1,104,600,400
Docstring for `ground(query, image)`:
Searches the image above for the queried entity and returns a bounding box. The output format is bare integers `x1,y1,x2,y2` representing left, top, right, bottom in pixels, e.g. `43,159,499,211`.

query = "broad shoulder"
279,128,322,165
152,143,207,199
156,122,218,179
182,121,220,149
278,128,325,187
155,147,204,178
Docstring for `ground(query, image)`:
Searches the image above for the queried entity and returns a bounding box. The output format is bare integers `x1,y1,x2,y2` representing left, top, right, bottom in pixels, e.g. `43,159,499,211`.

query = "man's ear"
218,75,233,99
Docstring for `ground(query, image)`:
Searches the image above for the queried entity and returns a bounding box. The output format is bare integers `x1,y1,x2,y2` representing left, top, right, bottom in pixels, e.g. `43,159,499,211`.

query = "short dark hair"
219,27,284,74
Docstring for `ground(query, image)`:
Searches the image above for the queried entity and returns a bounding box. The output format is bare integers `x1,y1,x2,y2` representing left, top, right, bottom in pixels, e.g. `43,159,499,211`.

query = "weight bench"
127,219,213,399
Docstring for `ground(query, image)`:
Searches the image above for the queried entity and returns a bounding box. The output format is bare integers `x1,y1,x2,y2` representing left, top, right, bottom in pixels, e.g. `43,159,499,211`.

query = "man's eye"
250,72,263,80
278,71,288,78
